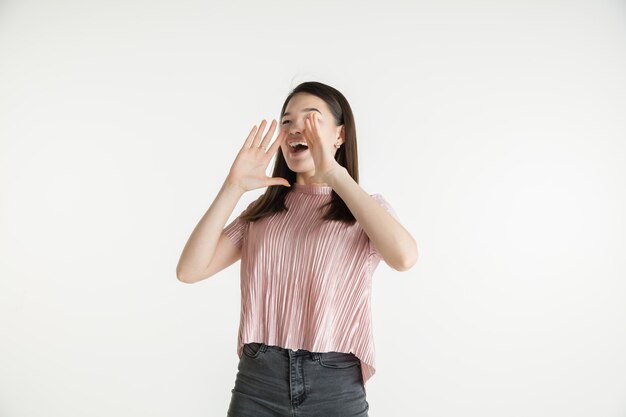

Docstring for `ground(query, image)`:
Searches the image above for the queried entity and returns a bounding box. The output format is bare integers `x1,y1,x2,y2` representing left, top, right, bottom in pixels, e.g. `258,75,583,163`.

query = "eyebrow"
281,107,321,119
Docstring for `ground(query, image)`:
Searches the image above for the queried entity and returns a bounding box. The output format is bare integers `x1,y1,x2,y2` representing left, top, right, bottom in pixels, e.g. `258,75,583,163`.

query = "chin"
282,152,314,173
286,162,315,173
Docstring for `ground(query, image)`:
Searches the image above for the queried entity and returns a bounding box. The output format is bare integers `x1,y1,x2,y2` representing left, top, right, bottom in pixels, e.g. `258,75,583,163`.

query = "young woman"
176,81,418,417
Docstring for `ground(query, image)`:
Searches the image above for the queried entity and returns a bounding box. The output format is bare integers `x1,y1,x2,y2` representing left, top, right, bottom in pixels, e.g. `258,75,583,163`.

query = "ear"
337,125,345,145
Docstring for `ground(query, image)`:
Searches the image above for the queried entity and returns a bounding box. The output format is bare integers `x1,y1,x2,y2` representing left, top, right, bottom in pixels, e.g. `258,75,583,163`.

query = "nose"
288,121,303,134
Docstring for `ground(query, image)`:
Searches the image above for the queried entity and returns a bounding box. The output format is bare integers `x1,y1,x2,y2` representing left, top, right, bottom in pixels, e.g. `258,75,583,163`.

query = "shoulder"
369,193,391,207
368,193,399,219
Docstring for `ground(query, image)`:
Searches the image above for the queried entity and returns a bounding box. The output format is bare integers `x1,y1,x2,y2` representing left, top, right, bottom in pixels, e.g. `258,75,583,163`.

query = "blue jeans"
227,342,370,417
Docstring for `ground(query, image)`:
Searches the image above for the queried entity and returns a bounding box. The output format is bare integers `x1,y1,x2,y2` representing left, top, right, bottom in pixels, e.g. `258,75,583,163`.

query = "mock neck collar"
291,182,333,195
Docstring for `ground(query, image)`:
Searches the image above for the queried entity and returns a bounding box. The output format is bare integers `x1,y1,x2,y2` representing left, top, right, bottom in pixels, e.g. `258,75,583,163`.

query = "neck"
291,182,333,195
295,173,329,187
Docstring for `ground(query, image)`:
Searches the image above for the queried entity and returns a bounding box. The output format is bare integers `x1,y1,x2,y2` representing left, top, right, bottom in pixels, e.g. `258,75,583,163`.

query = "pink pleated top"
222,182,399,387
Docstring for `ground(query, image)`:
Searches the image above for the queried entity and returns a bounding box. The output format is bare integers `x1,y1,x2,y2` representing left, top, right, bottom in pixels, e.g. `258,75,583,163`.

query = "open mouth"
288,142,309,155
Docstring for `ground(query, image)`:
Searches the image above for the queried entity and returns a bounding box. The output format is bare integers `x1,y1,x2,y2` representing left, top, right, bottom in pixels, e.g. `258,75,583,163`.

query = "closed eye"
281,111,316,125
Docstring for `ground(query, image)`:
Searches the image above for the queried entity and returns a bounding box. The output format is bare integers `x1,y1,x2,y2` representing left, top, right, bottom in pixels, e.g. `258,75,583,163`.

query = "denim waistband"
251,343,356,361
262,343,320,359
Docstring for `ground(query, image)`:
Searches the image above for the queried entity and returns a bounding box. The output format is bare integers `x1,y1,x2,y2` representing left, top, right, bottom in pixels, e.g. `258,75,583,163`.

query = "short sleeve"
368,194,400,258
223,199,256,250
223,215,247,250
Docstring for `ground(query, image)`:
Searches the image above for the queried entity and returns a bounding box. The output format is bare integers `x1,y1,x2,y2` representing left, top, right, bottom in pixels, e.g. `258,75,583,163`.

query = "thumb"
266,177,291,187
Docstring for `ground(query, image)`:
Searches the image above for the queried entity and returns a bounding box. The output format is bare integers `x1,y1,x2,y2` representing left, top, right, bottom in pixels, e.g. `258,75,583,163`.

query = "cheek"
321,129,335,144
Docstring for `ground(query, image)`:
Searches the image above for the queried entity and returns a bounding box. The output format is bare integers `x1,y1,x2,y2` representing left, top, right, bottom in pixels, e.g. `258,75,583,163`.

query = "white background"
1,0,625,416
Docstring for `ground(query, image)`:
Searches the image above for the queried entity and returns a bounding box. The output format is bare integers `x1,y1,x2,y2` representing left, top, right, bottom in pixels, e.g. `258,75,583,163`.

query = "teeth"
289,141,308,148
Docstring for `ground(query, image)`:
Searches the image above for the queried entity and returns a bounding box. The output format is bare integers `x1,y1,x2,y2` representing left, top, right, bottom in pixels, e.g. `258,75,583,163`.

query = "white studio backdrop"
1,0,625,416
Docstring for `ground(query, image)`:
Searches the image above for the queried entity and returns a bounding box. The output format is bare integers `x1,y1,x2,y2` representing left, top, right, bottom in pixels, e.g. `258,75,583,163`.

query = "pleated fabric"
223,182,398,387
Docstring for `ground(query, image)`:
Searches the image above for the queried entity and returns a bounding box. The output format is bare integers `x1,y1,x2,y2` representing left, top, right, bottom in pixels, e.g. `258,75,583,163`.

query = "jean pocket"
318,351,361,369
242,342,265,359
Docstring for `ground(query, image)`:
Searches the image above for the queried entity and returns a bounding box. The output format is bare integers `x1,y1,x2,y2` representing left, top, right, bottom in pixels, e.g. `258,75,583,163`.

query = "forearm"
176,178,245,279
327,167,418,271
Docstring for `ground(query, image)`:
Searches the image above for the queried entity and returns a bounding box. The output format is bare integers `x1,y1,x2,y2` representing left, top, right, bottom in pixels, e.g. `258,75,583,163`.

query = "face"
280,93,344,179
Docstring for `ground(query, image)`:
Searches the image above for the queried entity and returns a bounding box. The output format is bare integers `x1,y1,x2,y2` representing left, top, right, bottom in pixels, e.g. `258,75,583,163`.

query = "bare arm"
328,167,418,271
176,179,245,283
300,111,418,271
176,119,290,284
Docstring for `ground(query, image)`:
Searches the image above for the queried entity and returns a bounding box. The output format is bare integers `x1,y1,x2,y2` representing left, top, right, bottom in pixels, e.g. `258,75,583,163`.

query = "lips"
286,143,309,159
290,146,309,154
287,139,309,159
287,140,308,148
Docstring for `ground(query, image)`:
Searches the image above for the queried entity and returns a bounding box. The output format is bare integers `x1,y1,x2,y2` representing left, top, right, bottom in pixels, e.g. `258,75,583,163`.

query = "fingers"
243,119,268,149
302,116,309,141
265,125,287,158
266,176,291,187
304,114,314,142
251,119,274,149
258,119,278,150
250,119,267,148
243,124,258,149
304,112,323,146
242,118,283,154
310,112,321,131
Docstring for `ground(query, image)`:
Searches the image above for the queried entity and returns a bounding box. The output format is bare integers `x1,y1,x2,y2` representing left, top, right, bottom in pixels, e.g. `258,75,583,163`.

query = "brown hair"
239,81,359,224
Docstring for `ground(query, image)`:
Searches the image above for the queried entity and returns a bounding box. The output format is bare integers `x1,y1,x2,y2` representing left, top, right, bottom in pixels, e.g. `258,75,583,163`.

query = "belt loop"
260,343,268,353
310,351,320,361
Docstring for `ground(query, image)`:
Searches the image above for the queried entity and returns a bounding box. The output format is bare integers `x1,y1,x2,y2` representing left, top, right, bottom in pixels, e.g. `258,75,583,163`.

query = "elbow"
176,268,196,284
393,242,419,272
393,256,417,272
176,273,190,284
177,266,214,284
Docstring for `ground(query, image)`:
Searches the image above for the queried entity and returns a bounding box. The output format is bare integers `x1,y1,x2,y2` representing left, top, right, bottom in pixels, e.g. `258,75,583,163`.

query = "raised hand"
226,119,290,192
302,112,343,185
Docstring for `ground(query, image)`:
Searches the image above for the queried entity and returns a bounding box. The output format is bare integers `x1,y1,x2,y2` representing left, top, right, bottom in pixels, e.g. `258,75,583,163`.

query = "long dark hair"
239,81,359,224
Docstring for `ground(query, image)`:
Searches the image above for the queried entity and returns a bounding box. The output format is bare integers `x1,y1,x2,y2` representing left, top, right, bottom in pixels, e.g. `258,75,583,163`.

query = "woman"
176,81,418,417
